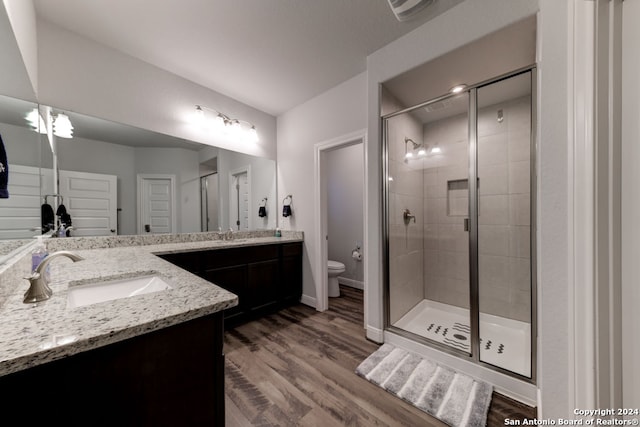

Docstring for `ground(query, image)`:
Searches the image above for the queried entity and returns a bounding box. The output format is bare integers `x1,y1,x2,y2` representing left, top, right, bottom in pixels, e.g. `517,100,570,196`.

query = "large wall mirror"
0,92,277,261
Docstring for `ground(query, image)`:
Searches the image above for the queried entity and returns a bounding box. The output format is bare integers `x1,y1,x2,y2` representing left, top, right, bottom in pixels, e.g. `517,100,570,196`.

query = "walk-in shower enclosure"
383,69,536,380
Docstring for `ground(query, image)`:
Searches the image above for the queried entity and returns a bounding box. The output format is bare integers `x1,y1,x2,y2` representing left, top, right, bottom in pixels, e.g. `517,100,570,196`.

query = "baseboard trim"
300,294,317,309
338,276,364,290
366,325,384,343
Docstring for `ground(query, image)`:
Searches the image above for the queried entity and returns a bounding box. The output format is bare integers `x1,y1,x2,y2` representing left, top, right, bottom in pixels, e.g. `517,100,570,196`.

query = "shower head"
405,137,421,150
404,137,426,160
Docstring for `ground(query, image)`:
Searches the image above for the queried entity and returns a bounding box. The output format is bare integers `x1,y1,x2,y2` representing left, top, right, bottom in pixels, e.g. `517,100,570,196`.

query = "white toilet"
328,260,345,297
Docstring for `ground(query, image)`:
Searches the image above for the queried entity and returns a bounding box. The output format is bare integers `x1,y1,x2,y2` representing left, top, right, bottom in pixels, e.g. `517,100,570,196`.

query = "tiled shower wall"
477,96,531,323
422,96,531,323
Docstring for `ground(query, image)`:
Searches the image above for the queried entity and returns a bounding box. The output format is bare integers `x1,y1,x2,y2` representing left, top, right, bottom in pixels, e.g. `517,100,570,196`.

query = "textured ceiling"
33,0,464,116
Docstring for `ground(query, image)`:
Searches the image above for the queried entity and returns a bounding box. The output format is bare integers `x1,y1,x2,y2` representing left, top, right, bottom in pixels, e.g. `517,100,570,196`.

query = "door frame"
136,174,177,234
313,129,367,319
228,166,251,231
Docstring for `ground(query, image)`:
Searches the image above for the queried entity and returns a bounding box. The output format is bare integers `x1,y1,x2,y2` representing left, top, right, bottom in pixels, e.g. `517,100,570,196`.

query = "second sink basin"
67,272,172,309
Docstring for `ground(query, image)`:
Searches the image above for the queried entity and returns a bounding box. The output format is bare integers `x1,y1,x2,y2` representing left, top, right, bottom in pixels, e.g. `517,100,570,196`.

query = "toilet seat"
328,260,345,271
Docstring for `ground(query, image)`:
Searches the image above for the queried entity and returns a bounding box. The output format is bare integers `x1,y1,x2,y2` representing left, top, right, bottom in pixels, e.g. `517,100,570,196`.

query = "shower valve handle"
403,209,416,223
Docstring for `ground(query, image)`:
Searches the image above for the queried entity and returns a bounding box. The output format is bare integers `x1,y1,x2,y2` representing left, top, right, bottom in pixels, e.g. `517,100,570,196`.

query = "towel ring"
43,194,64,205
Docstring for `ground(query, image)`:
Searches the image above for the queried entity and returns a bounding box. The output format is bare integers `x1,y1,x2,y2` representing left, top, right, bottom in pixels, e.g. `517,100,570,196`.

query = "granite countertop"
0,231,303,377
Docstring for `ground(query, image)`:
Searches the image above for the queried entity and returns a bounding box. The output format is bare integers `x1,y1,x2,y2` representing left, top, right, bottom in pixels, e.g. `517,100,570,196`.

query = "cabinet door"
203,265,246,318
247,259,279,312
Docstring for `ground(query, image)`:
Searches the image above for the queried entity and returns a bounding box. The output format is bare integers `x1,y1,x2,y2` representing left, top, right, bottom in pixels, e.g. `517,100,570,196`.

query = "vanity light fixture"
450,84,467,94
194,105,259,143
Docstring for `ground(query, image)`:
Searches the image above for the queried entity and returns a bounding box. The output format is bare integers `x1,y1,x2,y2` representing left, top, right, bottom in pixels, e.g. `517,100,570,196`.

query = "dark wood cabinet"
0,312,225,427
159,242,303,328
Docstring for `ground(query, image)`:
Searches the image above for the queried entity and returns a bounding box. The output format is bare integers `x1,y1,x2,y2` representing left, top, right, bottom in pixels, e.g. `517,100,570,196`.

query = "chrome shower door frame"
382,66,537,384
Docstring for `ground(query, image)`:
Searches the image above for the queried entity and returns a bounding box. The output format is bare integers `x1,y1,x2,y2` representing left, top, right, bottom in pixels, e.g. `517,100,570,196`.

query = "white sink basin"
67,273,172,309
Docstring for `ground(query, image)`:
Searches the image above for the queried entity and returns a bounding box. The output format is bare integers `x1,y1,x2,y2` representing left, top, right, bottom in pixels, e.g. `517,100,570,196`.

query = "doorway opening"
314,129,367,323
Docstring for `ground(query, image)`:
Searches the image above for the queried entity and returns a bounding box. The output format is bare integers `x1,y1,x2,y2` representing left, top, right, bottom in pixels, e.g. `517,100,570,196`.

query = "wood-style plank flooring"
224,286,536,426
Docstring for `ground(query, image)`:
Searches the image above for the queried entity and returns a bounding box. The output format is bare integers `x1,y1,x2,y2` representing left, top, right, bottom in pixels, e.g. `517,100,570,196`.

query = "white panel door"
0,164,42,239
58,170,117,236
139,176,174,234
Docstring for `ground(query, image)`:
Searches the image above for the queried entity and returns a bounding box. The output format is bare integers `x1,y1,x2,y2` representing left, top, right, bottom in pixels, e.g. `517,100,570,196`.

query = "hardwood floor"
224,286,536,426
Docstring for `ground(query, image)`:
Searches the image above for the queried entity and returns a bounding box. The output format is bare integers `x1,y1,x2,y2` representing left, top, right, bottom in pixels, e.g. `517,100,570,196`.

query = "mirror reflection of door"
230,171,249,231
200,173,219,232
138,175,174,234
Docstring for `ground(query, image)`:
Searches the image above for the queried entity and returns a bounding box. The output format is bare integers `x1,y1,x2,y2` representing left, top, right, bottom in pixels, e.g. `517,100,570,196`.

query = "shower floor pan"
393,299,531,377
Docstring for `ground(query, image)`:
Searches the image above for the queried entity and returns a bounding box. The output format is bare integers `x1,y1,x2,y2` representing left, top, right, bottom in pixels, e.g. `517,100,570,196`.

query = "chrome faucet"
23,251,84,304
225,228,234,241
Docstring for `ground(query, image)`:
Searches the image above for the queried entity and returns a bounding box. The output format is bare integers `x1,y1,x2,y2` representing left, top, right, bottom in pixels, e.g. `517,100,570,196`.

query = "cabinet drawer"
281,242,302,257
201,245,279,269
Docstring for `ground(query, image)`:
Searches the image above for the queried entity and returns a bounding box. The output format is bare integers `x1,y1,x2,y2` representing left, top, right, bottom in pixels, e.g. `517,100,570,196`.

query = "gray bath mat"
356,343,493,427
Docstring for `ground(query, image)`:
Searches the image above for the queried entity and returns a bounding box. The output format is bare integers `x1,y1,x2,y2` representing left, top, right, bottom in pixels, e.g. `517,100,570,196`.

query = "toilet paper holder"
351,244,362,261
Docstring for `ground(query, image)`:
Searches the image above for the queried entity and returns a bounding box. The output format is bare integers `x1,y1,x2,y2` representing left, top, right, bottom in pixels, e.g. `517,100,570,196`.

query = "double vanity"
0,230,303,426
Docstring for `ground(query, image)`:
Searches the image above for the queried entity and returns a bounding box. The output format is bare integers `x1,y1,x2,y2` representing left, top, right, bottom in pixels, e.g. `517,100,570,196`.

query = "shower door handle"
464,218,469,232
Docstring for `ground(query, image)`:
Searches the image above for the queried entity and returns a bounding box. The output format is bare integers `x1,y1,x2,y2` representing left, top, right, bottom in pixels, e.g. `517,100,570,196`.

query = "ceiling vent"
387,0,435,22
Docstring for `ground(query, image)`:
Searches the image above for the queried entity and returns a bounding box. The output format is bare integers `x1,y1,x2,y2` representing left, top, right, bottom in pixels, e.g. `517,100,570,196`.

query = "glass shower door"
386,92,472,355
476,72,533,377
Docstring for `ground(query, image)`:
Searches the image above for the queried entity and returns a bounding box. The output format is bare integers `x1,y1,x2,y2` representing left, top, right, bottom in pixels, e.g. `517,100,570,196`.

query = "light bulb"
53,113,73,138
194,105,205,123
417,148,426,156
431,145,442,154
405,152,413,159
247,126,258,143
450,84,467,94
25,109,47,134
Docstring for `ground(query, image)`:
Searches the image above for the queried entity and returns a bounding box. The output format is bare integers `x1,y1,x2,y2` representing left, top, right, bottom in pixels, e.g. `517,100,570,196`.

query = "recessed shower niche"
383,69,536,380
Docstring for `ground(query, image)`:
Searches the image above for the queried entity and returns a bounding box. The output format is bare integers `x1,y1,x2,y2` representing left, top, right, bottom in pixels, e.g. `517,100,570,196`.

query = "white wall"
621,0,640,409
2,0,37,96
36,19,277,161
216,149,277,231
0,2,36,101
326,143,364,285
277,72,367,303
0,122,41,167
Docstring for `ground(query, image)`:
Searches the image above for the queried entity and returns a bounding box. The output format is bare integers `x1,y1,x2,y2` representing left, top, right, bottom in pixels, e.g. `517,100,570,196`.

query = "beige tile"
478,106,507,137
478,163,508,196
439,223,468,253
509,257,531,291
509,194,531,226
508,129,531,163
479,225,510,257
425,197,444,224
507,96,532,132
509,289,532,322
508,161,530,194
478,195,509,225
508,226,531,258
395,165,423,197
478,133,508,167
479,254,510,286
